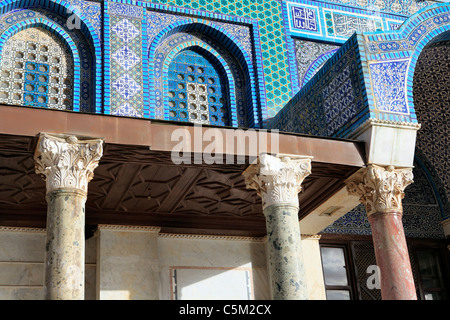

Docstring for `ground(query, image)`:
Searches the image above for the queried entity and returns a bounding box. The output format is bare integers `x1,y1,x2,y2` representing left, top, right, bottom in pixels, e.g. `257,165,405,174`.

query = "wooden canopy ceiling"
0,105,365,237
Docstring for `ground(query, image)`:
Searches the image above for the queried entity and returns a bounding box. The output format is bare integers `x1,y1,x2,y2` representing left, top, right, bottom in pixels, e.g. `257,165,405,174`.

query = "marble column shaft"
264,203,307,300
369,211,416,300
244,154,312,300
347,164,417,300
45,189,87,299
34,133,103,300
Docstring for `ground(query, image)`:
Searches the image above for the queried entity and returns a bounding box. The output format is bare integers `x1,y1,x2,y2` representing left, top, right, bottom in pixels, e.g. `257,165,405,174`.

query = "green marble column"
34,134,103,300
243,154,312,300
264,203,307,299
44,189,87,300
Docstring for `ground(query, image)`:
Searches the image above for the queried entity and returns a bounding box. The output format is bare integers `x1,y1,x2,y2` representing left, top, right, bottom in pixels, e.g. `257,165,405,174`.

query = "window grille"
0,27,73,110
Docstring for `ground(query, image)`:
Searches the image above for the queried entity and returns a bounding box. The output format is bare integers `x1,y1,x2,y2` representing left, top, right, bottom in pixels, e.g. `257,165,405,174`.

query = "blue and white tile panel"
285,0,405,44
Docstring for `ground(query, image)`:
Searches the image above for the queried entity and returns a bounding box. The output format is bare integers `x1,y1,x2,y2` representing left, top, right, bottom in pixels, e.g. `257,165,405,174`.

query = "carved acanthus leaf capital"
34,133,104,194
243,154,312,209
346,164,413,216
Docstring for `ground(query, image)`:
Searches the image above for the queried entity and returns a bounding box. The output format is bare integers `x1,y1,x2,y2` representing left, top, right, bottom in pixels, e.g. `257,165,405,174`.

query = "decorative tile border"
145,7,265,127
161,39,239,127
0,0,103,112
284,0,405,44
104,1,145,117
281,0,405,97
0,17,81,110
125,0,279,122
267,33,370,138
286,0,433,18
368,58,410,120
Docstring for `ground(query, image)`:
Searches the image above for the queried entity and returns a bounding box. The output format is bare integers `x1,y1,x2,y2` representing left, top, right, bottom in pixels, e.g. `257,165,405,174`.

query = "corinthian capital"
243,154,312,209
34,133,104,194
346,164,413,216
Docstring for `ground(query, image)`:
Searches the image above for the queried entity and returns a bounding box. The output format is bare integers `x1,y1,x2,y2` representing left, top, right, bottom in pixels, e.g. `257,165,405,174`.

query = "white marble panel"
158,235,270,300
96,226,160,300
352,120,420,168
172,267,253,300
0,287,43,300
0,262,43,286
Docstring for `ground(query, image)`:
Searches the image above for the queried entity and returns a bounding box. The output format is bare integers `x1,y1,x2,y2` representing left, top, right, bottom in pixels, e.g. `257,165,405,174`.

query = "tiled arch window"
167,48,230,126
0,27,74,110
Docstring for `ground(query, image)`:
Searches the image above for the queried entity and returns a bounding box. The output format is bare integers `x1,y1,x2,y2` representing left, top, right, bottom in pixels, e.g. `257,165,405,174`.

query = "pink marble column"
346,165,417,300
369,211,416,300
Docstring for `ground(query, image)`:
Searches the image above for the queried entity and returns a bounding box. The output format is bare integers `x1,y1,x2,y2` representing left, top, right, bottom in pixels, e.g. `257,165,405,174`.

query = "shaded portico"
0,103,365,299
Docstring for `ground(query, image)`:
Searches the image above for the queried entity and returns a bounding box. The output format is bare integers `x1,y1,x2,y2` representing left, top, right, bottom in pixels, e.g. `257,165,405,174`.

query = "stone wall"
0,227,97,300
0,225,327,300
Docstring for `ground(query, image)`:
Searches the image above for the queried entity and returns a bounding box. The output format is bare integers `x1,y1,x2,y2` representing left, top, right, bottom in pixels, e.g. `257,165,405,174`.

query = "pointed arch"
148,19,261,127
0,0,102,112
163,41,238,126
0,18,81,110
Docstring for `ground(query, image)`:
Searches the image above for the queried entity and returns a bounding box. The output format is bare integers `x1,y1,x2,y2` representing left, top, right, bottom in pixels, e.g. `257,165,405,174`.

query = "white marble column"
34,133,103,300
243,154,312,300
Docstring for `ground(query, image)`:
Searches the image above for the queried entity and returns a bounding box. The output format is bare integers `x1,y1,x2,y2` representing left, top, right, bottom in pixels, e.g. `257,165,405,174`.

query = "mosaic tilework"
284,0,405,44
146,11,253,61
112,45,141,71
294,39,340,88
322,153,446,239
270,3,450,140
309,0,432,16
281,0,406,97
106,3,145,117
112,73,141,100
112,18,140,43
413,40,450,220
0,27,74,110
60,0,103,112
151,29,244,127
268,34,367,137
369,59,409,116
167,49,229,126
272,3,450,219
0,0,104,112
359,3,450,125
325,10,383,38
0,6,99,112
147,0,290,118
63,0,102,41
364,4,450,60
109,1,144,19
146,7,265,127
